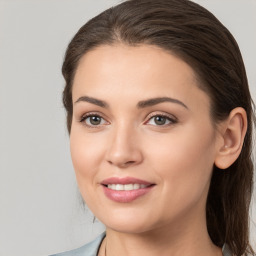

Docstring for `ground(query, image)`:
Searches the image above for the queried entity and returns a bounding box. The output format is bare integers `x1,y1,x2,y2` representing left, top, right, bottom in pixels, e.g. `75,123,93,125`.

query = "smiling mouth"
100,177,156,202
103,183,153,191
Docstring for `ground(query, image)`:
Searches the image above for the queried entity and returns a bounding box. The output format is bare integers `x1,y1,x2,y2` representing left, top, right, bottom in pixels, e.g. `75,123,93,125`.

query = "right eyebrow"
74,96,109,108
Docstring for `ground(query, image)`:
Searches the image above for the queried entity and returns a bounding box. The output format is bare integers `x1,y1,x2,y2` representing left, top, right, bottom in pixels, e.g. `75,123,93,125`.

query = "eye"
146,113,177,126
80,113,108,127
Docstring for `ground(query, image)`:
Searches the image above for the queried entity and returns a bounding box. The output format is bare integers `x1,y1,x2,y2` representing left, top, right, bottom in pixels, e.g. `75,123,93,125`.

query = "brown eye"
88,116,102,125
146,114,177,126
154,116,167,125
80,114,108,127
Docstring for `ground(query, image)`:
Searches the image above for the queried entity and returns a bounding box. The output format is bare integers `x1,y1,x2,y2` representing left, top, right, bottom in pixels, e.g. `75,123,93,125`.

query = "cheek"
146,124,216,201
69,128,106,188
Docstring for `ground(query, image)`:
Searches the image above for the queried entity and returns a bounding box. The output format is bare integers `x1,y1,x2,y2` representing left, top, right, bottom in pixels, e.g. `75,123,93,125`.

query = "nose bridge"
106,120,143,167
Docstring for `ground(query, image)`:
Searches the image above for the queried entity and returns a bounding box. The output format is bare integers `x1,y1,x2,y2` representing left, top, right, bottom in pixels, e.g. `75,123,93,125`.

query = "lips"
101,177,155,203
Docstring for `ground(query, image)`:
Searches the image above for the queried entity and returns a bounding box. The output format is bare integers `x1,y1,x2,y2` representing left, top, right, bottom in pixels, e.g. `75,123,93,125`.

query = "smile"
101,177,155,203
106,184,149,190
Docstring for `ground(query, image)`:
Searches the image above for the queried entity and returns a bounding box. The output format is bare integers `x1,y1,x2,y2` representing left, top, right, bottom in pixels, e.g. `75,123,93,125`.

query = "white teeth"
133,184,140,189
115,184,124,191
107,183,149,191
124,184,134,190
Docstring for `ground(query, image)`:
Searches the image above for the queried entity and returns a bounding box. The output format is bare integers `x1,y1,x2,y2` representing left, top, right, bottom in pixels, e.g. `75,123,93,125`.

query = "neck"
101,214,222,256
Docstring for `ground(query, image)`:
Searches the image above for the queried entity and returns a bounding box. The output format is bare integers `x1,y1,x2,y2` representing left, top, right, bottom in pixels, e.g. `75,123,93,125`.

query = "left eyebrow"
137,97,188,109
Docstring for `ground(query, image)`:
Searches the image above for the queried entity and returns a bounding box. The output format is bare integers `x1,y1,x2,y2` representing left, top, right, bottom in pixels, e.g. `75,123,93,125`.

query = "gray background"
0,0,255,255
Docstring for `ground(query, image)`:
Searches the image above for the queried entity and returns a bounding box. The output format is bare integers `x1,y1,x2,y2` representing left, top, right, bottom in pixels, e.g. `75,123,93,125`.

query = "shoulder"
50,232,106,256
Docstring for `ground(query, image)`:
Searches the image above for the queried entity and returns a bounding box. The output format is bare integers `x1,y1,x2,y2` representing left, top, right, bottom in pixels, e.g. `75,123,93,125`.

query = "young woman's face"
70,44,221,234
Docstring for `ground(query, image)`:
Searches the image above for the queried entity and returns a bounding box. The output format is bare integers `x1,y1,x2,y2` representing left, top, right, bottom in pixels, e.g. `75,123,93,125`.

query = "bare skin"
70,44,246,256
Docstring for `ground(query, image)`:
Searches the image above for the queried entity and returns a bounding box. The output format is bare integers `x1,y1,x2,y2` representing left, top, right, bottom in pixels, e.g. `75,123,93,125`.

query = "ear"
214,107,247,170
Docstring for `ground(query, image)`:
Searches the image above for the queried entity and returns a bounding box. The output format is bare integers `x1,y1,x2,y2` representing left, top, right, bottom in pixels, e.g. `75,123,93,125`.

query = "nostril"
107,160,135,167
120,161,135,167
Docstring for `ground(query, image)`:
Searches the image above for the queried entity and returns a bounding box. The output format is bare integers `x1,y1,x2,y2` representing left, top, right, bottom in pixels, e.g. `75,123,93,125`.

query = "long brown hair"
61,0,255,255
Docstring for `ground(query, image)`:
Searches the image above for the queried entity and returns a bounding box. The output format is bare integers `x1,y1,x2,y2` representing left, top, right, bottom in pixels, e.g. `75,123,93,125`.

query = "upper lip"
101,177,154,186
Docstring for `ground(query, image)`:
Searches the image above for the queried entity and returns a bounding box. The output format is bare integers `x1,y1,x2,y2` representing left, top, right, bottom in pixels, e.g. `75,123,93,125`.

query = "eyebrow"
137,97,188,109
74,96,188,109
75,96,109,108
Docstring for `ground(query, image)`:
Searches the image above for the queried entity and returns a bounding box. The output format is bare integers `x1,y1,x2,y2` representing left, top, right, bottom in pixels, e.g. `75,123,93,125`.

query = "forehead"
72,44,210,111
74,44,199,85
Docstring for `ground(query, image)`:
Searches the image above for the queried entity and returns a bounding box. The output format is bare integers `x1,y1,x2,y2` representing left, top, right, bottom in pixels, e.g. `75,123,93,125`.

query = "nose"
105,125,143,168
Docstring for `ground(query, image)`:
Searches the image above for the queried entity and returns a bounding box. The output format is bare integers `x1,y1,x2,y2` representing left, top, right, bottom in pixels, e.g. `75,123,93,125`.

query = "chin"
95,209,162,234
105,221,155,234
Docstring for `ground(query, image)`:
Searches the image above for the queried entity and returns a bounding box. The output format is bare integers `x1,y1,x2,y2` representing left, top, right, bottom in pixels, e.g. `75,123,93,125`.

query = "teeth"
133,184,140,189
124,184,133,190
107,184,149,191
115,184,123,191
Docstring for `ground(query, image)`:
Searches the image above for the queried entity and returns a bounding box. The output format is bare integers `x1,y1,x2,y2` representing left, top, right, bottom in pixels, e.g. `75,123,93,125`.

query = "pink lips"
101,177,155,203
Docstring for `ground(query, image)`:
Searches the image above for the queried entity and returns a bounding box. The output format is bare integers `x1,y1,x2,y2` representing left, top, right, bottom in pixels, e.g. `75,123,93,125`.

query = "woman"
52,0,255,255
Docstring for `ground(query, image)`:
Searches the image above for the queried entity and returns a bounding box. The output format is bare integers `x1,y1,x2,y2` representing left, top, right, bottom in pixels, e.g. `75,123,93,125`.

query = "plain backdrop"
0,0,255,255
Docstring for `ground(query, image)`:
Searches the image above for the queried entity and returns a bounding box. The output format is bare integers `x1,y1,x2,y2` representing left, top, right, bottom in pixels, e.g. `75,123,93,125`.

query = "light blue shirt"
50,233,106,256
50,232,232,256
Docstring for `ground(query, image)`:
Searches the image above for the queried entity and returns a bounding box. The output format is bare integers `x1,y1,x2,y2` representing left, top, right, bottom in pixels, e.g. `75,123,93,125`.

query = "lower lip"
102,185,154,203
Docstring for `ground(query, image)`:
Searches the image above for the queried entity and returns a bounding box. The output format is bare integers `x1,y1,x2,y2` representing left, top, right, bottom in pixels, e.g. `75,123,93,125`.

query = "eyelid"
79,112,109,127
78,111,177,128
144,111,178,125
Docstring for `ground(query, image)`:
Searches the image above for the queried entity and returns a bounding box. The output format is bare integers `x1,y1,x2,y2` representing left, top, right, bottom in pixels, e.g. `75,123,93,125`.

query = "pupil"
90,116,101,125
154,116,166,125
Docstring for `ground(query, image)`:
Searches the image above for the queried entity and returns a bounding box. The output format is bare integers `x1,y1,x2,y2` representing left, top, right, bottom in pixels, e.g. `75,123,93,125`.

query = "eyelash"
79,112,177,128
145,112,177,126
79,112,108,128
